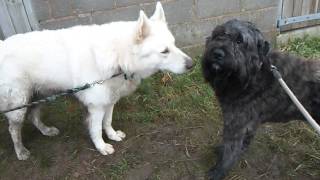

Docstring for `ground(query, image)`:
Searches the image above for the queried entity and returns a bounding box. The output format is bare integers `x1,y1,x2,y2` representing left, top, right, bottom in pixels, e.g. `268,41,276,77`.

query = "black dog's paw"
213,145,224,165
214,145,224,156
208,168,226,180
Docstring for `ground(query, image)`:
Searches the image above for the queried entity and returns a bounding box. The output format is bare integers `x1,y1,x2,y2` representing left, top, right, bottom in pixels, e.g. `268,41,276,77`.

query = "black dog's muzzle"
213,49,225,60
211,48,225,72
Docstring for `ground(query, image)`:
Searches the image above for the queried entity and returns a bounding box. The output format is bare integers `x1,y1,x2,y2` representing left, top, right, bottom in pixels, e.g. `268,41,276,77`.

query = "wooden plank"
301,0,312,15
282,0,294,18
22,0,40,30
312,0,319,13
0,0,16,38
293,0,303,17
5,0,32,34
0,28,4,40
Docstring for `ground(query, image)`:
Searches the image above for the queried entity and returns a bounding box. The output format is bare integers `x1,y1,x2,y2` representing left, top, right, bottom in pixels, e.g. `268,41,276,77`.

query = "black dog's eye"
236,34,243,44
161,48,169,54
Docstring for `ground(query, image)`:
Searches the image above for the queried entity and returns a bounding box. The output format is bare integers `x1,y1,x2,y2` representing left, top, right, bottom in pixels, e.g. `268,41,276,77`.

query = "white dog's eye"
161,48,169,54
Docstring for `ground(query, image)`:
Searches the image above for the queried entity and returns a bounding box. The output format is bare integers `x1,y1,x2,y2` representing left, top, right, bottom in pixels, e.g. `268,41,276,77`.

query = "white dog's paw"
107,130,126,141
42,126,60,136
17,147,31,160
116,130,126,139
97,143,115,155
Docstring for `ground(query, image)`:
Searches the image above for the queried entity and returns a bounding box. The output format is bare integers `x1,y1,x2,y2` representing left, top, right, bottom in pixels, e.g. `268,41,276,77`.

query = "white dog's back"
0,23,138,91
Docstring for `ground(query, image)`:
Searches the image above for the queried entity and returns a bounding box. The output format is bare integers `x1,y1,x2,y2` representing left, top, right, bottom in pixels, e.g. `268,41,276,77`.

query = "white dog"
0,2,193,160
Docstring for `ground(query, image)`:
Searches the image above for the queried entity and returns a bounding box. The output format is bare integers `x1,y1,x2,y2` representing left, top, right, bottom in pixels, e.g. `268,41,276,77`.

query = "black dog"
202,19,320,179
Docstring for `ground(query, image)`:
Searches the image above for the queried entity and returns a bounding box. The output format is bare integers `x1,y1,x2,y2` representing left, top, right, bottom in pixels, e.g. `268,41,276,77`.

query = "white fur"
0,2,192,160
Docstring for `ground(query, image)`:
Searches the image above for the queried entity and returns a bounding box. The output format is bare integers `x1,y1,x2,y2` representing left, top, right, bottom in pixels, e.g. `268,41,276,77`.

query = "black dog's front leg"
209,139,243,179
209,121,256,180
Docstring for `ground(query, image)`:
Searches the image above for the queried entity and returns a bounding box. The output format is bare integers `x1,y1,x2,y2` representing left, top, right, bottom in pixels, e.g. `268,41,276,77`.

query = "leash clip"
270,65,282,80
96,80,105,84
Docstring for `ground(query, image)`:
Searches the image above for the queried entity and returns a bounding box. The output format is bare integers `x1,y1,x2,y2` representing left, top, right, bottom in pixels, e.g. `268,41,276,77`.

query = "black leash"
271,65,320,135
0,71,124,114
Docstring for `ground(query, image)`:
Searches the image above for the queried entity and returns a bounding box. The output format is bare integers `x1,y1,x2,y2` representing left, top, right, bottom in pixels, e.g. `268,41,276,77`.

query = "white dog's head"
130,2,193,77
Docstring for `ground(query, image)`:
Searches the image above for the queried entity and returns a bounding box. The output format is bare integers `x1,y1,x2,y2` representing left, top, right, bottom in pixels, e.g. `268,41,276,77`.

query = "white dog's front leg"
103,104,126,141
87,105,114,155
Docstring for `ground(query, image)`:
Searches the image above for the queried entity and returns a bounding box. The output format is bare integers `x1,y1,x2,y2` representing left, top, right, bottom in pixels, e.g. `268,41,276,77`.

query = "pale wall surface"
31,0,280,48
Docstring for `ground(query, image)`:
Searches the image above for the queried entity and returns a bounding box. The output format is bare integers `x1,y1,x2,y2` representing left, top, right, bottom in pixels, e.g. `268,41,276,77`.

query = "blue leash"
0,72,124,114
271,65,320,135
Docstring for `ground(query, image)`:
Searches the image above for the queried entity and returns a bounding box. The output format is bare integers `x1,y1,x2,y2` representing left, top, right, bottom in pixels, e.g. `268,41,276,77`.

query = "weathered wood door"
278,0,320,31
0,0,39,40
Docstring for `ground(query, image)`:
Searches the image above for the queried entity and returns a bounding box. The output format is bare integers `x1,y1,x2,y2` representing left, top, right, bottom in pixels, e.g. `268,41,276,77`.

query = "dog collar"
124,73,135,80
112,67,135,81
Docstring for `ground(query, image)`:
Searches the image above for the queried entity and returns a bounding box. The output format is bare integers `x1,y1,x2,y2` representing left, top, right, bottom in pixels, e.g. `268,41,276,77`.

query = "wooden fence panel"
0,28,4,40
279,0,320,31
311,0,319,13
5,0,32,33
283,0,294,18
293,0,303,17
301,0,313,15
0,0,39,39
22,0,39,31
0,0,16,38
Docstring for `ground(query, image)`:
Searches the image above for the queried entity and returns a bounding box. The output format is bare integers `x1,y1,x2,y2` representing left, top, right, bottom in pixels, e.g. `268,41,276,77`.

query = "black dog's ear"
257,40,271,69
206,36,211,45
263,41,270,55
257,40,270,56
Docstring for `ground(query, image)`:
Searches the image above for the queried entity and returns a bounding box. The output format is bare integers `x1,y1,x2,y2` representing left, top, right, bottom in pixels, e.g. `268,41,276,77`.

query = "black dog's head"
202,19,271,96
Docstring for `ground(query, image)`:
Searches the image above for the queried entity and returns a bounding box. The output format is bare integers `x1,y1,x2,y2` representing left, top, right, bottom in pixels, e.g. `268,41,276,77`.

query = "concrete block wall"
31,0,280,48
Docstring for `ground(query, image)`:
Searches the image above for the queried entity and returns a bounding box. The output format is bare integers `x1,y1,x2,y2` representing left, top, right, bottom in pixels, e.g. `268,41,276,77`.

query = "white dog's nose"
185,57,194,70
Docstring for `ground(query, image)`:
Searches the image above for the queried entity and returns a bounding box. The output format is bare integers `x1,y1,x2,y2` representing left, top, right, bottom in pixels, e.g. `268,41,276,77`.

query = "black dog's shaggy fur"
202,19,320,179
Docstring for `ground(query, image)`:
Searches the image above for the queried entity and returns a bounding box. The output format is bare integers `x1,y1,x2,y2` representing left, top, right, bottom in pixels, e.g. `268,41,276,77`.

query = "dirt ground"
0,38,320,180
1,98,319,180
0,97,221,180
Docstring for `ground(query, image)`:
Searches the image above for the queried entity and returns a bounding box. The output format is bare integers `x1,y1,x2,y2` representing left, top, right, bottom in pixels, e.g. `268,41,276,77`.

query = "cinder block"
217,12,251,24
40,15,91,30
31,0,279,49
117,0,155,7
216,7,278,32
50,0,73,18
169,19,219,47
196,0,241,18
241,0,279,11
31,0,51,21
142,0,194,24
73,0,114,13
250,7,278,32
92,5,140,24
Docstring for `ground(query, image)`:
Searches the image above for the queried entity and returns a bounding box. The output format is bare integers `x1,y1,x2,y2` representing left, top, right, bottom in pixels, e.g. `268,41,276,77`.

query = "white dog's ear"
136,10,150,43
150,2,166,22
